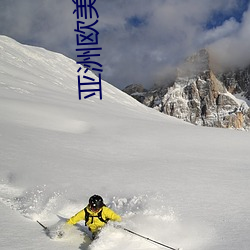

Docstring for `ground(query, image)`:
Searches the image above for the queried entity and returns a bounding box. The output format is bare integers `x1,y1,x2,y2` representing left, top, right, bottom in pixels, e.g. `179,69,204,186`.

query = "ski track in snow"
0,99,91,134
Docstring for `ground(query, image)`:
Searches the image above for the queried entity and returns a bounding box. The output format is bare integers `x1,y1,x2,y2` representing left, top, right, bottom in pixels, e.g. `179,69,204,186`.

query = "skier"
66,194,122,239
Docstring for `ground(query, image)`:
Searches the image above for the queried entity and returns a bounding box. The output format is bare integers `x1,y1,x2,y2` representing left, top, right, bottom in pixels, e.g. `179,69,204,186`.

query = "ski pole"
122,227,180,250
37,220,48,231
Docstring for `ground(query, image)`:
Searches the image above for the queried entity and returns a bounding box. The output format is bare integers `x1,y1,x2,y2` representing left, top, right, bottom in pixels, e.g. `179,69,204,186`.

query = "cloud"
200,18,240,45
96,0,249,88
0,0,76,56
0,0,249,89
209,4,250,69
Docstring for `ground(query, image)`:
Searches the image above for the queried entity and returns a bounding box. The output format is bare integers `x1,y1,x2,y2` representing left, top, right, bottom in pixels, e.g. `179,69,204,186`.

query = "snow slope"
0,35,250,250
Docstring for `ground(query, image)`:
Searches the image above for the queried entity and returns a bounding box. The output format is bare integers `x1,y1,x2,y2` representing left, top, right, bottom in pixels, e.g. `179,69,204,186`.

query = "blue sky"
206,0,249,28
0,0,249,89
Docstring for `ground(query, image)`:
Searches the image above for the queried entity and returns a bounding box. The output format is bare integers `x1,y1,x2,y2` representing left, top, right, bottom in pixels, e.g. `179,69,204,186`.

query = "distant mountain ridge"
123,49,250,130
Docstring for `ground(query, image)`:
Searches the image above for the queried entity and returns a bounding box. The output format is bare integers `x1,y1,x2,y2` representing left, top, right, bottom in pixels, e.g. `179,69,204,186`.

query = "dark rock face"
123,49,250,130
123,84,147,103
218,66,250,99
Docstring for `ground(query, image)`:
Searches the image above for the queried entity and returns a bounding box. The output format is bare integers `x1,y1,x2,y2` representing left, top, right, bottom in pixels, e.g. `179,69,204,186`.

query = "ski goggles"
89,204,101,212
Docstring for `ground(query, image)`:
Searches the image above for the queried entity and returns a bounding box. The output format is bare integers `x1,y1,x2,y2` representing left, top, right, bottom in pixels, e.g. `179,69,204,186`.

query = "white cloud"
200,17,240,45
209,5,250,68
0,0,249,88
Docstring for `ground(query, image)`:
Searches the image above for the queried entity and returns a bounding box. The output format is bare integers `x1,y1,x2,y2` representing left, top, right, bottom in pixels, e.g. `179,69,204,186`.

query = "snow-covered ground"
0,35,250,250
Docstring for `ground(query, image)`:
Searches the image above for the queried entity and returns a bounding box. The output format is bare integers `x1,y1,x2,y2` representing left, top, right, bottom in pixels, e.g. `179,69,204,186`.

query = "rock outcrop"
123,49,250,130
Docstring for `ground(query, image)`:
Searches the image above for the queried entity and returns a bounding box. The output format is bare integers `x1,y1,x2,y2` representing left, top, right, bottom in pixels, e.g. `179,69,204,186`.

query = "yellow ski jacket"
67,206,121,233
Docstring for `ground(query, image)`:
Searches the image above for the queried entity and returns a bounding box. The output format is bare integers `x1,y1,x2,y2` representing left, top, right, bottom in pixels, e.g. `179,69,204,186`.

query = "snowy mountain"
124,49,250,130
1,36,250,250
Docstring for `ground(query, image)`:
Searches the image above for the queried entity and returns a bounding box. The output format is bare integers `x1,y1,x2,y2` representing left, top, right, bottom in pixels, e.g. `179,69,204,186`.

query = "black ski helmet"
89,195,104,210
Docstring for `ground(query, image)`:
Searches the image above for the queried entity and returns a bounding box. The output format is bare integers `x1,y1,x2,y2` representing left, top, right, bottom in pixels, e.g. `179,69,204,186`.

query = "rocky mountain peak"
177,49,210,78
123,49,250,130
